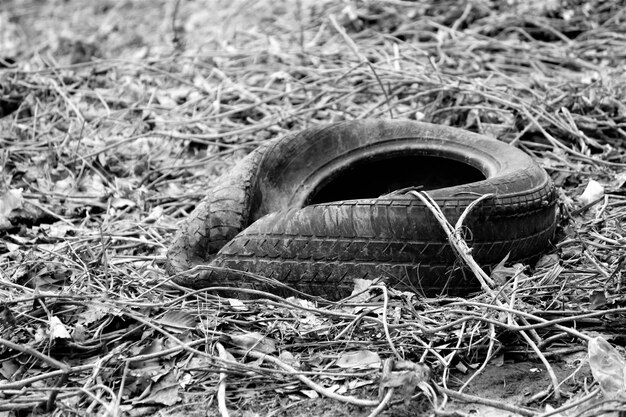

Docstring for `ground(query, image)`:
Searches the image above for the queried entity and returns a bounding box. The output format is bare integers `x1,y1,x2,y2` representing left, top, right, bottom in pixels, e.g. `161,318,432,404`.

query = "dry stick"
0,365,93,391
77,385,116,414
407,191,495,291
127,312,379,407
231,349,379,407
47,78,85,124
522,107,626,167
408,191,562,400
215,343,231,417
433,320,466,403
536,388,601,417
411,335,449,369
84,345,129,414
0,337,70,411
328,14,394,119
107,362,128,417
459,324,496,393
0,393,81,412
449,301,590,341
426,191,561,398
438,387,536,417
374,285,403,360
161,282,596,343
333,306,380,341
367,389,395,417
0,337,70,375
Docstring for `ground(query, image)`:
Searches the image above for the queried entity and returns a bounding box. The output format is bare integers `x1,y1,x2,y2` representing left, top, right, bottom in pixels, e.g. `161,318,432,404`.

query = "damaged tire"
166,120,557,300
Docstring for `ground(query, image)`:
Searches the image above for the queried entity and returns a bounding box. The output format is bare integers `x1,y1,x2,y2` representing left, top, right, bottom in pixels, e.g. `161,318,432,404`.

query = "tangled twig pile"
1,0,626,415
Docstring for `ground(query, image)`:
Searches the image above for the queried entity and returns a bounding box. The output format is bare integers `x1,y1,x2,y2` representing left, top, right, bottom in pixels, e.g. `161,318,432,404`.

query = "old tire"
167,120,557,300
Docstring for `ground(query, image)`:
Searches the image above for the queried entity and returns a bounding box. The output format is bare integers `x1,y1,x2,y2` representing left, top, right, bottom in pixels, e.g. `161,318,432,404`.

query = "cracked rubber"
166,120,557,300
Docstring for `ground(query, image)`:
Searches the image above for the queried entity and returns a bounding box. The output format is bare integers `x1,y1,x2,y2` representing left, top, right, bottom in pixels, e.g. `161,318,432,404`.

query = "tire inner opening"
307,154,486,204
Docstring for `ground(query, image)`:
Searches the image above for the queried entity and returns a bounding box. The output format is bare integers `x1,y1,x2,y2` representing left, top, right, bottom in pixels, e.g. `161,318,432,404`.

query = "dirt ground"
1,0,626,416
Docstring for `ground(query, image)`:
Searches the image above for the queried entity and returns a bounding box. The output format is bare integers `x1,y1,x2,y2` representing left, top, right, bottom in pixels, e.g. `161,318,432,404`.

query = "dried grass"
1,0,626,415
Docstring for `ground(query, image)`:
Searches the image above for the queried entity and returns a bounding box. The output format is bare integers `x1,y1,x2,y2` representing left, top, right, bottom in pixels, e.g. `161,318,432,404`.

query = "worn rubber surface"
166,120,557,300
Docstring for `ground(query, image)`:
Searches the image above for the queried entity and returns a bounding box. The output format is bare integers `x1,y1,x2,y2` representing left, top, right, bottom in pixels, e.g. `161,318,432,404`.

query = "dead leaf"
607,172,626,191
379,360,432,405
34,326,47,343
33,271,68,292
134,370,180,406
158,310,197,333
0,304,16,331
455,361,468,374
73,323,86,343
144,206,163,223
347,379,374,390
589,290,608,310
491,261,527,286
493,354,505,367
0,359,19,380
579,179,604,206
155,92,178,109
50,316,71,341
78,174,107,196
279,351,300,369
300,390,319,399
227,298,247,311
588,337,626,399
130,337,166,370
351,278,375,302
111,197,135,209
336,350,381,369
535,253,559,269
216,342,236,362
0,188,23,228
40,222,75,238
229,332,276,354
78,304,114,326
53,176,75,195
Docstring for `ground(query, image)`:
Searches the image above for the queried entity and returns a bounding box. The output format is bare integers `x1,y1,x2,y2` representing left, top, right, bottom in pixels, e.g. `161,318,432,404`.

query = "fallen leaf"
588,336,626,399
535,253,559,269
159,310,197,333
111,197,135,209
380,360,432,405
279,351,300,369
72,323,86,343
300,390,319,399
229,332,276,354
131,337,166,370
579,179,604,206
336,350,381,368
53,176,75,195
134,370,180,406
493,354,505,367
347,379,374,390
589,290,608,310
606,171,626,191
40,222,75,238
455,361,468,374
144,206,163,223
0,188,23,228
79,174,107,196
50,316,71,340
0,359,19,380
78,304,115,326
227,298,247,311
